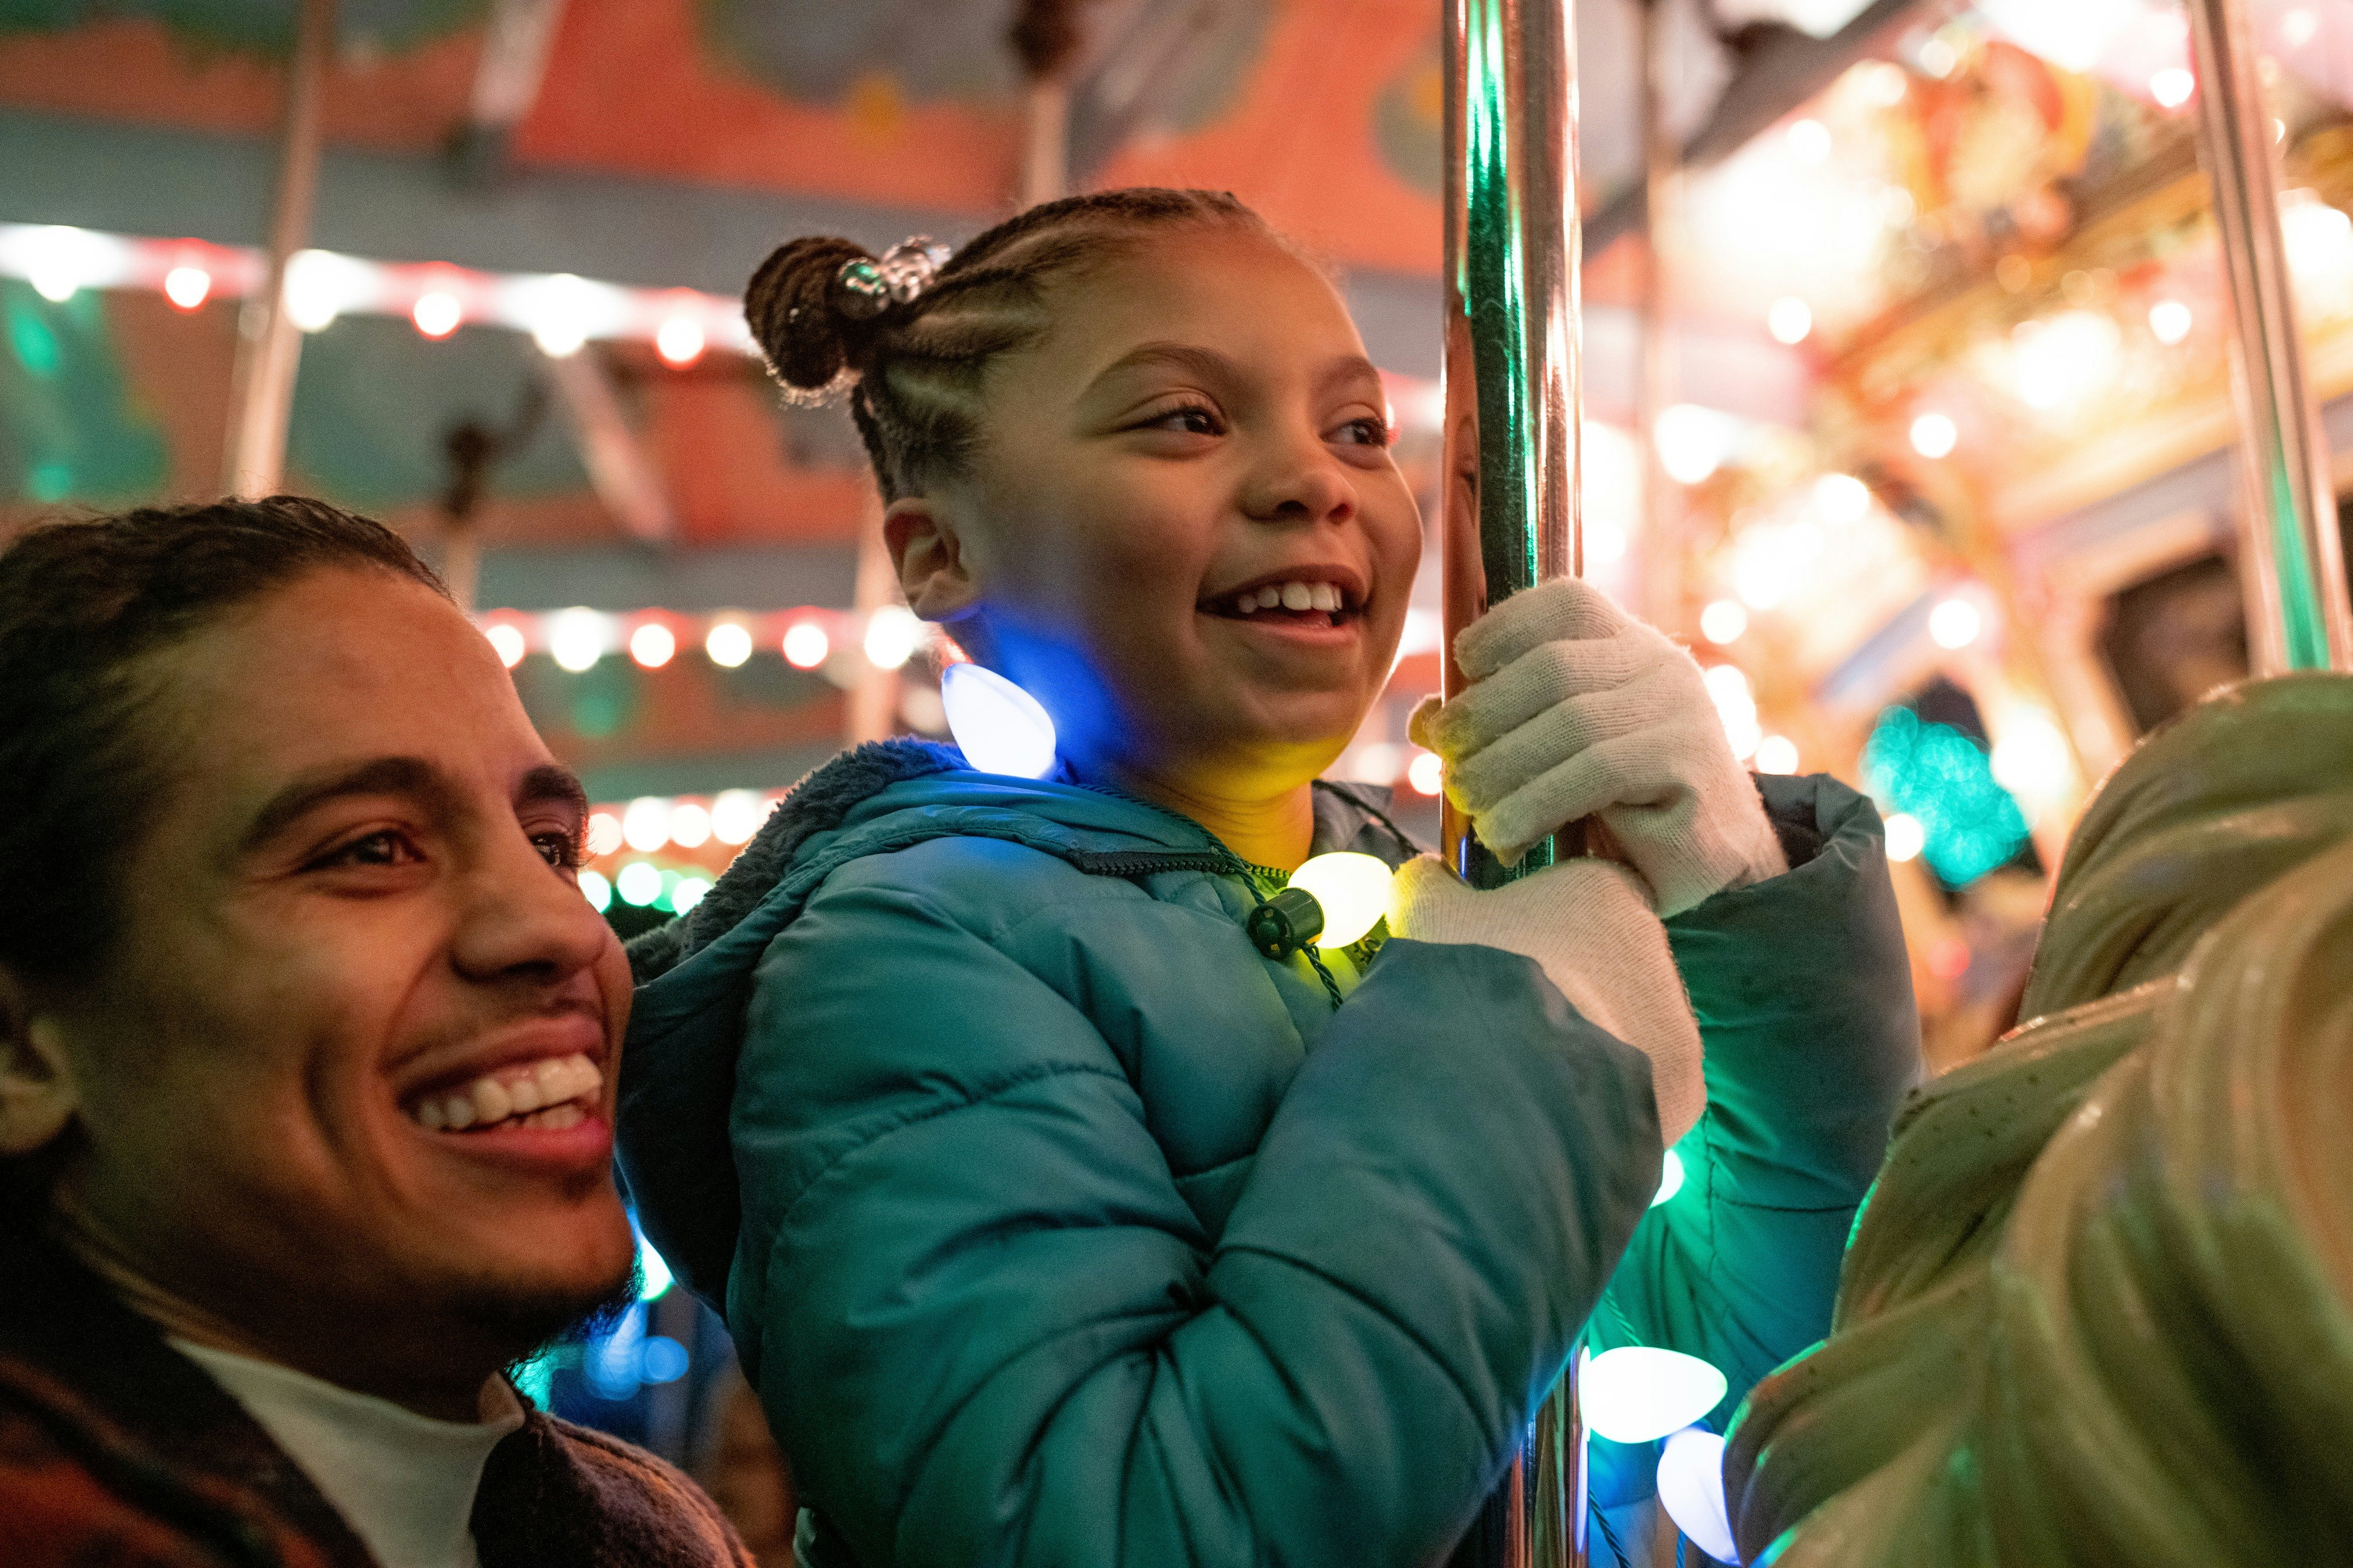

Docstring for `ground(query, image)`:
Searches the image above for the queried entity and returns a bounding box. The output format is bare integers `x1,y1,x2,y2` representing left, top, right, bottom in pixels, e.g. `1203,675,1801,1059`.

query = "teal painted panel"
0,280,167,504
0,0,483,55
286,314,588,512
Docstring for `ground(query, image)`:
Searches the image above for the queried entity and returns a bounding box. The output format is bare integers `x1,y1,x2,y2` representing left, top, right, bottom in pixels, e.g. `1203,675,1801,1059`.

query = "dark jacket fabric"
618,745,1919,1568
0,1227,753,1568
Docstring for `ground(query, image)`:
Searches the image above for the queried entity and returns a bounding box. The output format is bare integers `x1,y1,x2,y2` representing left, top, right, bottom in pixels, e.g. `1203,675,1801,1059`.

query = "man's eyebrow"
519,763,589,820
239,756,459,853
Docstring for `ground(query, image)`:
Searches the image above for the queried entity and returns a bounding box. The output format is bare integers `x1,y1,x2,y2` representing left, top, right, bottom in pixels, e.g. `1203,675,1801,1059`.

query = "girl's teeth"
1280,582,1314,611
1255,584,1283,609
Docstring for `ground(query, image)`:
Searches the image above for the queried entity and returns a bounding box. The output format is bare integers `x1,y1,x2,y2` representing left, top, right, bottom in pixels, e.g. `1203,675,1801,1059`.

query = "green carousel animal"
1724,673,2353,1566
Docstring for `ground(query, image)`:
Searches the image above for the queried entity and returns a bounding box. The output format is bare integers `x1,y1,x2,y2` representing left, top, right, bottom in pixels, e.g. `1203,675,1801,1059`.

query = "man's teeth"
410,1053,602,1133
1232,581,1345,615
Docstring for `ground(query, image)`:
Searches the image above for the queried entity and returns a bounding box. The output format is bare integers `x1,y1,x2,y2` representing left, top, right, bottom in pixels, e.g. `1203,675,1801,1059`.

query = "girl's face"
916,226,1422,803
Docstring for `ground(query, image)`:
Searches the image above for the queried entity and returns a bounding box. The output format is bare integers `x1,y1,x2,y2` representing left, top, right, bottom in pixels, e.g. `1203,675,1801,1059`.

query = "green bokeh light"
1861,705,2030,888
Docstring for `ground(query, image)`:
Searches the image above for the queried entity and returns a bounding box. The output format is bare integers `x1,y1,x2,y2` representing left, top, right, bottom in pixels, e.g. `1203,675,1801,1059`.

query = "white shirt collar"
172,1338,526,1568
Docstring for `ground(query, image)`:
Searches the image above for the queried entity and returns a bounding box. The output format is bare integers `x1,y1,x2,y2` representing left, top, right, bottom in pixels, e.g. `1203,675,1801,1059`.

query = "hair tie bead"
834,238,952,320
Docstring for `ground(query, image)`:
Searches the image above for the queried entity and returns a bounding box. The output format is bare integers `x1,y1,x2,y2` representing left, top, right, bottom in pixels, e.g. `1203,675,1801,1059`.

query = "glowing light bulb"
163,264,212,311
622,797,671,853
577,870,613,912
1580,1347,1729,1445
942,662,1057,778
1289,852,1395,949
1910,411,1958,459
1754,735,1800,775
864,605,923,670
1928,596,1982,650
668,801,712,849
655,313,705,366
1407,751,1444,796
2283,7,2319,48
710,789,766,845
484,623,527,668
615,862,662,906
1785,117,1831,164
25,225,108,303
547,608,610,673
585,812,623,856
782,620,831,669
1699,600,1748,646
283,248,364,332
705,621,753,668
1657,1427,1741,1563
1767,296,1812,345
637,1233,674,1300
629,621,676,669
2149,299,2193,345
1813,472,1871,526
1884,812,1926,863
2150,67,2194,109
670,876,712,914
412,289,462,338
1655,404,1737,485
1652,1148,1685,1207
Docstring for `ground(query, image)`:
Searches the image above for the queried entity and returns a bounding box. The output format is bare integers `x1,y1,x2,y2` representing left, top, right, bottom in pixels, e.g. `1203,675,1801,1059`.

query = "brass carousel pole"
223,0,333,499
2186,0,2353,672
1440,0,1587,1565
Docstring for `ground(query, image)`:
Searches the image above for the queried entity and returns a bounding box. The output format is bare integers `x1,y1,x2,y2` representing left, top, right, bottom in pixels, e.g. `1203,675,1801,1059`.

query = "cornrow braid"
742,188,1271,501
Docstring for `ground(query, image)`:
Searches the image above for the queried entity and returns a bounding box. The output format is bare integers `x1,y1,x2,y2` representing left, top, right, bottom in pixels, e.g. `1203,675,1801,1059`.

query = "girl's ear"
884,497,983,621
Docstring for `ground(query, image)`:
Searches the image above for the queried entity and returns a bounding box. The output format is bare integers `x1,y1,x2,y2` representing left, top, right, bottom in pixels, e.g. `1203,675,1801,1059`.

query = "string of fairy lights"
0,221,755,364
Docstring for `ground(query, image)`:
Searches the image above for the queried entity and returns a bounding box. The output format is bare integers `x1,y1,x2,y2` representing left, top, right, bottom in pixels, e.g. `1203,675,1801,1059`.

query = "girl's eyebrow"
1084,341,1235,396
1084,341,1386,399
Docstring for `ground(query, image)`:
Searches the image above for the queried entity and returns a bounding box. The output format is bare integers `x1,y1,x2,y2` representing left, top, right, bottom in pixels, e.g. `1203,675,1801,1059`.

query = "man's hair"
743,188,1278,501
0,496,446,982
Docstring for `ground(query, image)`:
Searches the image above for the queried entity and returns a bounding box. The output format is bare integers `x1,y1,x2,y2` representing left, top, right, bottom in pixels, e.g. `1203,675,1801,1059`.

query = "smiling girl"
620,190,1918,1568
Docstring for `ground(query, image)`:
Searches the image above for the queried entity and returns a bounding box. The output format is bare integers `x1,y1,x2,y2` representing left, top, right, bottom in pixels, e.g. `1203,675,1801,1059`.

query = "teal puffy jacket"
619,743,1918,1567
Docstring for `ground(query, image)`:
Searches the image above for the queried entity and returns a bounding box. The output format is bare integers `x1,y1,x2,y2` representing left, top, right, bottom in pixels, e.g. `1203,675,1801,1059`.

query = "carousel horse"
1723,672,2353,1566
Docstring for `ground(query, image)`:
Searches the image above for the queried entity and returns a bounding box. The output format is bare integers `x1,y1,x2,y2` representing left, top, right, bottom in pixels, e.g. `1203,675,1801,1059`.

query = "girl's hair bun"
744,235,880,393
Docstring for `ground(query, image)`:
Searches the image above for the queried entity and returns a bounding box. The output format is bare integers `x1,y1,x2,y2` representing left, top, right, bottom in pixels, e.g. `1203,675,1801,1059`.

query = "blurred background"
6,0,2352,1543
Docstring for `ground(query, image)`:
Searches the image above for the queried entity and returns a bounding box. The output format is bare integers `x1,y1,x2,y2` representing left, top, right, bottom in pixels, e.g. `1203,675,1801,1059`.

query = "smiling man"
0,498,747,1568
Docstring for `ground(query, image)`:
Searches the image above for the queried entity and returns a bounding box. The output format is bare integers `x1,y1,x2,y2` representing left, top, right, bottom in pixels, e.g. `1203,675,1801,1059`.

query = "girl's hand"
1410,579,1788,918
1388,855,1703,1144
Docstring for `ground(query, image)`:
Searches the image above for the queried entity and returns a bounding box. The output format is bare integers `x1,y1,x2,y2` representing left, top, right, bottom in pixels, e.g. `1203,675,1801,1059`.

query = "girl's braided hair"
742,188,1273,501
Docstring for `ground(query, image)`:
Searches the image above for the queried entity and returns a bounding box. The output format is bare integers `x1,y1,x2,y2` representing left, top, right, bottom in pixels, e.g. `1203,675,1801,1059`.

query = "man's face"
37,567,635,1409
944,226,1423,801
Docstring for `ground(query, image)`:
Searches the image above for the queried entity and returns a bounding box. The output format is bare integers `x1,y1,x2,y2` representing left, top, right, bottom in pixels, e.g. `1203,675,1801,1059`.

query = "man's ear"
883,497,983,623
0,970,77,1158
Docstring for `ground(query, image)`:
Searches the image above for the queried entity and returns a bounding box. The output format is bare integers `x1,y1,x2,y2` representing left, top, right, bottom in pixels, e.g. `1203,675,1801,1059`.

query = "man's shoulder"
0,1347,358,1568
477,1408,752,1567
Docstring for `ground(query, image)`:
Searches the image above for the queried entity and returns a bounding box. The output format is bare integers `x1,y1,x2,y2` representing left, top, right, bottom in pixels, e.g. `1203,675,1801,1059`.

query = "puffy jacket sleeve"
1584,774,1922,1524
728,851,1661,1568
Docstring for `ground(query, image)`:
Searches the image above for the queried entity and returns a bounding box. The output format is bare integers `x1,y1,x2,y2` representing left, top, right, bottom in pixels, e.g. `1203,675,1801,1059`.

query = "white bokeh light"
705,621,754,669
622,797,672,853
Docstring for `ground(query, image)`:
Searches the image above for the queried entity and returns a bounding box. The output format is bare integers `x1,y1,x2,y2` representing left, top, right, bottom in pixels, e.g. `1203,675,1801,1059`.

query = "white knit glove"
1410,579,1788,918
1389,855,1704,1146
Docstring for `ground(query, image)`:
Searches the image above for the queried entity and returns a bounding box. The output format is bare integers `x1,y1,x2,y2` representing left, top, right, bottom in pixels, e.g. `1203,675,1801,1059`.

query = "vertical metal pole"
223,0,333,499
1440,1,1588,1565
2187,0,2353,672
1635,0,1682,632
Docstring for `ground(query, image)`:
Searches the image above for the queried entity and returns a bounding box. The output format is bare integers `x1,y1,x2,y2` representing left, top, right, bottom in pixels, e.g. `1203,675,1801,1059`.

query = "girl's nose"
1241,435,1356,526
